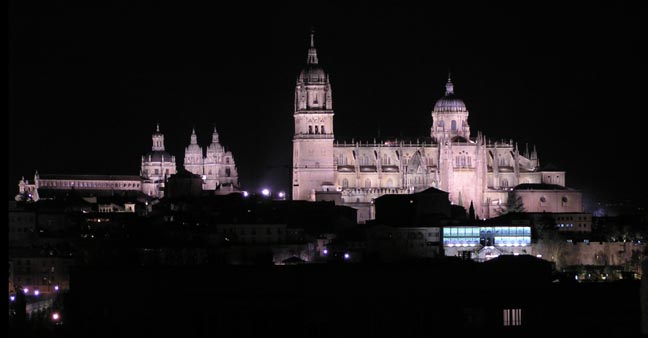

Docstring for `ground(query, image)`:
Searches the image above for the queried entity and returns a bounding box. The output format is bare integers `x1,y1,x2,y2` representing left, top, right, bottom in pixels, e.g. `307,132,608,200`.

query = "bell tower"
292,29,335,201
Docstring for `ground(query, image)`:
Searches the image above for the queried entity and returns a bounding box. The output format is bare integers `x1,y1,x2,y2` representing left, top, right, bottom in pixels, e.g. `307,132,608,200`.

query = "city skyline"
9,2,646,206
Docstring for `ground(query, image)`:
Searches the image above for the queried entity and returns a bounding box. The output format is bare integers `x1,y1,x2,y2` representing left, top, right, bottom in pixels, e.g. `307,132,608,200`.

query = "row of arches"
341,178,395,188
436,119,467,131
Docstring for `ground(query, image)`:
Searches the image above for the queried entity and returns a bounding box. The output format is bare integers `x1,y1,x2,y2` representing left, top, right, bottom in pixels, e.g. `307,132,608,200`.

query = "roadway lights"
261,188,270,197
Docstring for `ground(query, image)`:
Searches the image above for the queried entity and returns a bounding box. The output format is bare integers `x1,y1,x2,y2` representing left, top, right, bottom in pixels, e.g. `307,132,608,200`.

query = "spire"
212,125,220,144
445,72,454,95
190,127,197,145
156,123,160,133
307,28,319,65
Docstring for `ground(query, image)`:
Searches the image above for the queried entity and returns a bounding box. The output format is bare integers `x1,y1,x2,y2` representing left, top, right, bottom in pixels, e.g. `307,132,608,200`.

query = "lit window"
503,308,522,326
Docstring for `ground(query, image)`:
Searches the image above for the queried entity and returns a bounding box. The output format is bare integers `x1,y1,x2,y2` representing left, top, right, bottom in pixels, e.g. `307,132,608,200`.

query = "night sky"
9,1,647,208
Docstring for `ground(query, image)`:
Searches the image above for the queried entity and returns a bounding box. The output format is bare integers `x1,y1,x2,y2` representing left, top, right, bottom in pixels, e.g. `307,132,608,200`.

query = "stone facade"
17,123,240,200
183,127,239,191
292,31,581,222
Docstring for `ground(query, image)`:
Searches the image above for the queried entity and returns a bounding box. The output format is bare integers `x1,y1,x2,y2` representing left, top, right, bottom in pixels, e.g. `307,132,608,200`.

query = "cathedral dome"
145,150,175,163
433,77,467,113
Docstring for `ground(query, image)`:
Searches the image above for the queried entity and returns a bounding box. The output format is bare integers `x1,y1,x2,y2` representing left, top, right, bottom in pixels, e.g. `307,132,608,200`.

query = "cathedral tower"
292,29,335,201
184,127,204,176
141,123,177,197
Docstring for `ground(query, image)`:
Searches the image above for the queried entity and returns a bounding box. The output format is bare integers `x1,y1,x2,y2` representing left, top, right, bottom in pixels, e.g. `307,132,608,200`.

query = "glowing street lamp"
242,191,249,197
344,253,350,260
34,290,40,296
261,188,270,197
54,285,60,292
10,295,15,302
23,288,29,294
278,191,286,199
52,312,60,321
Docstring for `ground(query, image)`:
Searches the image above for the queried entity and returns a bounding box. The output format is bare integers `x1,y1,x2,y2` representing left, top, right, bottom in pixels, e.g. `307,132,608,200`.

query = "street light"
261,188,270,197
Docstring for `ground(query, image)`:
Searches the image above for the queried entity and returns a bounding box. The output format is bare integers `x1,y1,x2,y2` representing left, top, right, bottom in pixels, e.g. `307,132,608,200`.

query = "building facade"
183,126,239,191
292,31,581,222
17,123,240,200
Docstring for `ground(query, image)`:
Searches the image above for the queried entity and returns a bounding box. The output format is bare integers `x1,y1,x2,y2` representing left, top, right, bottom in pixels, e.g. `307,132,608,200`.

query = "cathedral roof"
39,174,143,181
433,76,467,113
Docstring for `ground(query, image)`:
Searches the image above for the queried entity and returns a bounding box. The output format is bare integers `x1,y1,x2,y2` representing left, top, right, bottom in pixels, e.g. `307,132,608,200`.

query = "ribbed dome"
298,29,327,83
433,77,467,112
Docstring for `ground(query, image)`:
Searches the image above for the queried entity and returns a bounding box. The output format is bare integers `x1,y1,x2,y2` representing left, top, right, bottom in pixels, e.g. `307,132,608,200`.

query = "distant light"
323,249,328,255
54,285,60,291
536,254,542,258
10,295,15,302
242,191,249,197
278,191,285,198
23,288,28,294
261,188,270,197
34,290,40,296
344,253,350,260
52,312,60,321
513,252,519,256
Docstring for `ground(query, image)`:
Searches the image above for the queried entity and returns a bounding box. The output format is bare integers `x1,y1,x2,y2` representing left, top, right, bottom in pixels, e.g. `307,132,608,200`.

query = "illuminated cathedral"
292,31,582,222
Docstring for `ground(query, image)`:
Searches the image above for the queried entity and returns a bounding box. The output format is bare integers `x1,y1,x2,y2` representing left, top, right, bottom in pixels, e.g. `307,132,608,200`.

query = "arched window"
321,125,325,134
342,178,349,188
309,126,313,134
226,168,231,177
226,157,230,164
451,120,457,131
386,178,394,187
438,120,445,129
315,126,319,134
365,178,371,188
501,179,509,188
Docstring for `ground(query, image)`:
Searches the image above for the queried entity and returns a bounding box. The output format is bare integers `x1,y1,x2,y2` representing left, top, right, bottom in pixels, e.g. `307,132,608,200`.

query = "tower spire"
190,126,197,145
212,124,219,144
445,72,454,95
307,28,318,65
156,123,160,133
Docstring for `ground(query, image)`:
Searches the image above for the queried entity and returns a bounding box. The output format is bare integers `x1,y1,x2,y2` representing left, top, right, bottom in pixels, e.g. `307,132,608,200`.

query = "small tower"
184,127,204,177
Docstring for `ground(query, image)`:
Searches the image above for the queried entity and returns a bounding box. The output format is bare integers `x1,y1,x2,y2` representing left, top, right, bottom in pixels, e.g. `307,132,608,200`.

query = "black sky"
8,1,647,207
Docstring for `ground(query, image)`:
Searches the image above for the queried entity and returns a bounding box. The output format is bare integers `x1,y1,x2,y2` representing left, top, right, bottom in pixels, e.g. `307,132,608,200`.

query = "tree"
497,191,526,215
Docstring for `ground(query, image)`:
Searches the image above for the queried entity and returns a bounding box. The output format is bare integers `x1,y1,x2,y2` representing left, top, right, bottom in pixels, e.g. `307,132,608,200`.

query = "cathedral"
292,31,581,222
